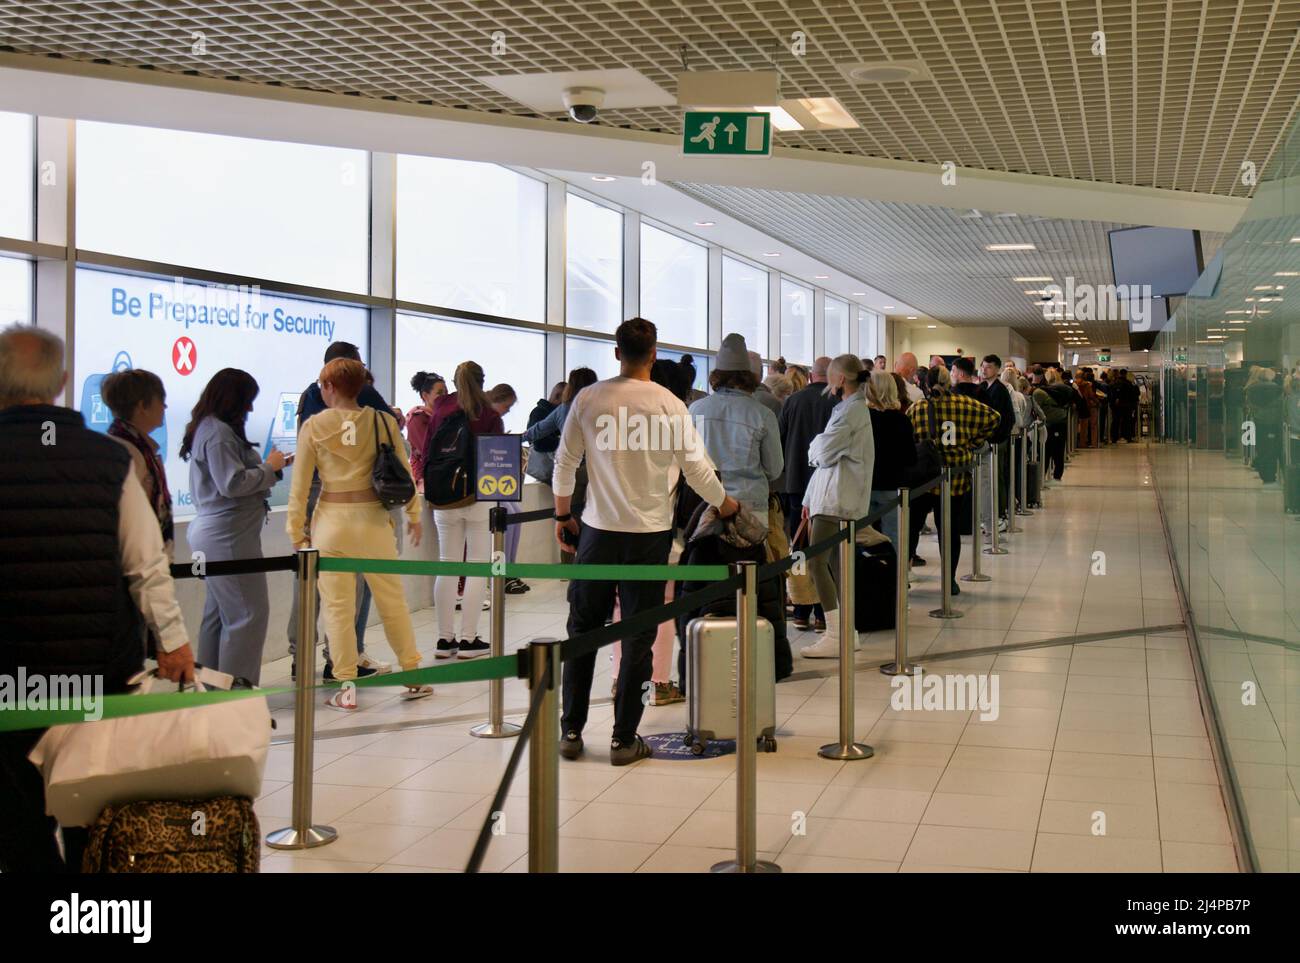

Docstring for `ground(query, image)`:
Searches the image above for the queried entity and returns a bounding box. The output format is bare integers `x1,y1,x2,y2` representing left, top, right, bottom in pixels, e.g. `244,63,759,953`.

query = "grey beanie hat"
715,333,750,371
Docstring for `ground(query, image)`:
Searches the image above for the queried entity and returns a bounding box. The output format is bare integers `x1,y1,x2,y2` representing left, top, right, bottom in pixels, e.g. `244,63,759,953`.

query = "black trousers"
933,489,973,579
780,492,804,541
562,525,673,745
1046,425,1067,479
1255,425,1281,483
0,729,65,872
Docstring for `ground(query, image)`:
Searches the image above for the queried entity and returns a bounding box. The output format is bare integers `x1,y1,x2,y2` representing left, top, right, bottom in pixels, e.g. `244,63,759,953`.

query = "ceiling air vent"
837,60,931,84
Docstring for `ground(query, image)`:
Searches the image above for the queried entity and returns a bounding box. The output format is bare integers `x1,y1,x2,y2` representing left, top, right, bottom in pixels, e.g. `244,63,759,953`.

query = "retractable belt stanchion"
929,467,964,620
1037,423,1048,504
818,519,873,762
984,442,1009,556
267,548,338,851
962,449,991,583
1016,428,1034,517
526,638,560,873
1066,409,1075,461
881,486,918,676
1008,430,1024,532
472,506,522,739
713,561,780,873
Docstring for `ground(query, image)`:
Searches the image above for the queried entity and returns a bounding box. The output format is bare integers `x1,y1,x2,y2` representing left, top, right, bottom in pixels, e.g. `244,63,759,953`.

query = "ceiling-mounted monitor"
1108,226,1204,298
1128,296,1169,352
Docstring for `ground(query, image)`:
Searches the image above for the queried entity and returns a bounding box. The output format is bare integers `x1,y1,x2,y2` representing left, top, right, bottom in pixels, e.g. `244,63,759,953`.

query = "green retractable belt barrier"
0,655,518,733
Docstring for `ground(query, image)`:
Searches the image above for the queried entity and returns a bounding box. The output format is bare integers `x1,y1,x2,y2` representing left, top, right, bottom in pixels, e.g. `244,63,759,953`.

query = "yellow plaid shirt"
907,392,1001,495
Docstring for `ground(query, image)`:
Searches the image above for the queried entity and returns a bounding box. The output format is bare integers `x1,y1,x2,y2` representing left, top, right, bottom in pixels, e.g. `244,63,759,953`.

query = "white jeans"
433,501,492,641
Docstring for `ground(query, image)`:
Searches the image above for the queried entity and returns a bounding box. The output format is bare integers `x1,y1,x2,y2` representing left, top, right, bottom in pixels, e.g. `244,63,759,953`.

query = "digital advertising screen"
73,268,370,519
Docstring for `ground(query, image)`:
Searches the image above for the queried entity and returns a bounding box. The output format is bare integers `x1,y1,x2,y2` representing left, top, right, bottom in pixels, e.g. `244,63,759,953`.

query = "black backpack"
424,409,475,506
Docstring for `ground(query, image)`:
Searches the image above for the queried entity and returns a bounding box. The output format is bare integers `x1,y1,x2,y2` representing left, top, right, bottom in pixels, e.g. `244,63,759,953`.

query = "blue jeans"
870,489,901,558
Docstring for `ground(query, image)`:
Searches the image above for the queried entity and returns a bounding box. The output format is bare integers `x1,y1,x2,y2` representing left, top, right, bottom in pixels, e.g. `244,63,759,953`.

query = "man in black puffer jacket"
0,326,194,873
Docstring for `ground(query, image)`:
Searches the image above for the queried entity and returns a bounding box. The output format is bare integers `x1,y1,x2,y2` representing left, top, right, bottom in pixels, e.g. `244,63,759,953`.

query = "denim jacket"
688,388,783,522
803,392,874,520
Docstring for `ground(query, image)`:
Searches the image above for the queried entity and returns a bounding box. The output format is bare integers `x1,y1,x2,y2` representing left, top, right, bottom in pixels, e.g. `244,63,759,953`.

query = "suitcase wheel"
690,742,706,756
760,736,778,753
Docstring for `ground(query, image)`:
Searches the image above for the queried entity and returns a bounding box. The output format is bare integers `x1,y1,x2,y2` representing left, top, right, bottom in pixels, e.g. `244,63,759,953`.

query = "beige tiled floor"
260,443,1243,873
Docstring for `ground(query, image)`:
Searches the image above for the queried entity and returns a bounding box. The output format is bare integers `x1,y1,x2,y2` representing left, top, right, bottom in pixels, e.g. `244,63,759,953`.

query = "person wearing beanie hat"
688,333,791,678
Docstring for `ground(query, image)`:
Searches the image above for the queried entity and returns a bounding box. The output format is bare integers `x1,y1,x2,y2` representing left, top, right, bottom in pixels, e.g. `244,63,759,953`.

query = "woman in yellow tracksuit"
287,358,431,710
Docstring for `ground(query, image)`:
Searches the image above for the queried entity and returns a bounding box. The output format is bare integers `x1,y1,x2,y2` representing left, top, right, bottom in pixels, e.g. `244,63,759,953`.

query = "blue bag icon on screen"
80,350,167,452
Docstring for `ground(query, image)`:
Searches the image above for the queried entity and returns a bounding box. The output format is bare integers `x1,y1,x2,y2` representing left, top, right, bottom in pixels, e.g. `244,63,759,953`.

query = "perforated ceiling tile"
671,180,1231,342
2,0,1298,197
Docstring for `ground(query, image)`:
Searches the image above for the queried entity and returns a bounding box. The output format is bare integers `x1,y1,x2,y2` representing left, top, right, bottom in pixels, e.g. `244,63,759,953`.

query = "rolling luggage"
82,795,260,873
854,541,897,633
684,615,777,756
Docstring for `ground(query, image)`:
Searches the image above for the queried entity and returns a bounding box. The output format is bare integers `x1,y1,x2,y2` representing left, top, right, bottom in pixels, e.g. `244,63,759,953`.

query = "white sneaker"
482,598,491,611
799,633,863,659
799,611,860,659
356,654,391,674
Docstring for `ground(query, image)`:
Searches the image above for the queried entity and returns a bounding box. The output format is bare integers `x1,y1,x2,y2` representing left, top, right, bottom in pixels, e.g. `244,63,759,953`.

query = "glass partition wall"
1153,116,1300,872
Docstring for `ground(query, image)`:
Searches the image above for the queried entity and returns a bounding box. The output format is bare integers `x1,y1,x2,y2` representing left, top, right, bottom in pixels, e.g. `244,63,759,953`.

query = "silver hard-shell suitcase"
684,615,777,755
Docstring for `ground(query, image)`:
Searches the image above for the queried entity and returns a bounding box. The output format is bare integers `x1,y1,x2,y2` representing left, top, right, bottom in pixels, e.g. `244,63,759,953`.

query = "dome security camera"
562,86,606,124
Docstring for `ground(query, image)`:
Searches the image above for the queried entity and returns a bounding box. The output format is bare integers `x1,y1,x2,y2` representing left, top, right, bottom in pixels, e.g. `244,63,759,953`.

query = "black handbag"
371,408,417,508
902,398,943,487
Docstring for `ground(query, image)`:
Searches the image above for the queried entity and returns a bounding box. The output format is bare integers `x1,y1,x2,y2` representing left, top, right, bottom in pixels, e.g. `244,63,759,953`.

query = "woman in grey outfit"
180,368,287,683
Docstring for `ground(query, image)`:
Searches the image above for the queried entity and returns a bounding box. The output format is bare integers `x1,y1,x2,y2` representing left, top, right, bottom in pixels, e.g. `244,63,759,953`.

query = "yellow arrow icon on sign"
478,475,498,496
498,475,517,496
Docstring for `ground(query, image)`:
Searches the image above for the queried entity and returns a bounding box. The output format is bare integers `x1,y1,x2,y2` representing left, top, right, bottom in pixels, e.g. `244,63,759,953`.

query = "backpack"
424,408,475,506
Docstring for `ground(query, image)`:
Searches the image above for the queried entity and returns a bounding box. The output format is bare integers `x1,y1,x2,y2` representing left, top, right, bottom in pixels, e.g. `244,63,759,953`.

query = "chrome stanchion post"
1016,429,1034,517
819,520,873,761
882,487,917,676
984,442,1009,556
527,638,560,873
267,548,338,850
929,467,964,620
713,561,780,873
472,506,521,739
1040,423,1050,506
963,449,991,582
1008,431,1024,531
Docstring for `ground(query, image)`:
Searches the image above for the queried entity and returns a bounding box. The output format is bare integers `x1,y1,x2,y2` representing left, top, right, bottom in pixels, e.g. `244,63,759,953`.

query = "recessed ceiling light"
907,316,918,320
590,175,616,182
1290,236,1299,243
881,305,895,310
1014,276,1054,282
986,243,1036,251
778,97,861,130
1276,271,1299,277
852,291,867,296
762,252,781,257
814,274,829,279
926,324,938,329
751,105,802,131
693,220,715,227
838,60,931,84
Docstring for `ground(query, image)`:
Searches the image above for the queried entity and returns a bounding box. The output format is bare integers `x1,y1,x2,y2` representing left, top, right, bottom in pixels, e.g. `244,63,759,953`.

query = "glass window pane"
396,156,546,322
780,278,813,363
0,257,32,324
0,112,33,241
858,308,879,359
639,223,707,348
564,335,620,382
76,121,369,293
824,295,849,358
566,194,623,332
73,267,370,520
395,314,544,435
721,255,768,357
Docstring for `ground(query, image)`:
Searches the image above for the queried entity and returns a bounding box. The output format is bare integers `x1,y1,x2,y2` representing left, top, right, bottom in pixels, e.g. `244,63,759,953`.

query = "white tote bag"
28,679,271,827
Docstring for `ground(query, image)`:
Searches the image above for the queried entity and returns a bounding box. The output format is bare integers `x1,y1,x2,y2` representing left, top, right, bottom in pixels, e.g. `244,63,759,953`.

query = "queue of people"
2,307,1088,876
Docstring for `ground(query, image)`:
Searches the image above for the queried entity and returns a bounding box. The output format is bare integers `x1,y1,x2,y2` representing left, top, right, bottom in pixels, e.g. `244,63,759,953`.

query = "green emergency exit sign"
682,111,771,156
1098,352,1111,362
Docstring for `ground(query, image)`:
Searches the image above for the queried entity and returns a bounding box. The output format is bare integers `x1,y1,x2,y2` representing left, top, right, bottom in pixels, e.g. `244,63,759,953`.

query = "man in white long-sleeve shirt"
0,324,194,872
552,318,739,766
